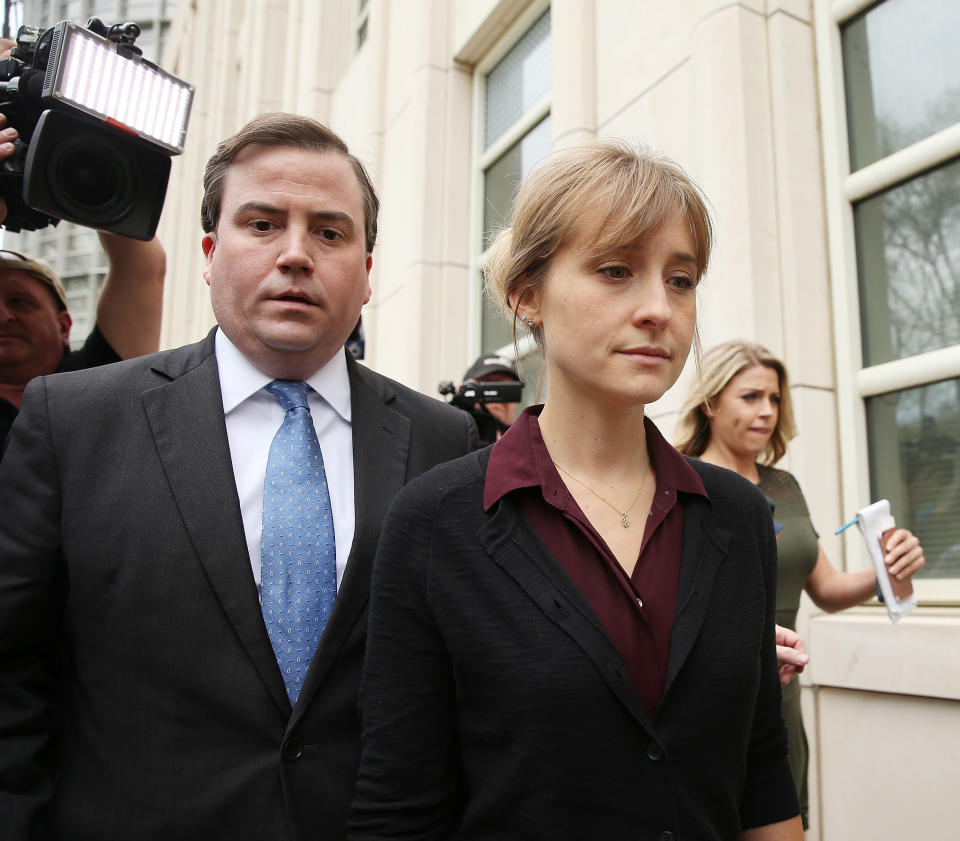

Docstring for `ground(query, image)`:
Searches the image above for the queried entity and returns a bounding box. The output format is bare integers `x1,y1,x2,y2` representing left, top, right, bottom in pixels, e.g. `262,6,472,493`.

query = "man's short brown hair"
200,113,380,253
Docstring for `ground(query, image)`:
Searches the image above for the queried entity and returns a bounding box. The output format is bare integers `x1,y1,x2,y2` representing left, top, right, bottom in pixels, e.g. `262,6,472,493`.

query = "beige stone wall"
156,3,960,837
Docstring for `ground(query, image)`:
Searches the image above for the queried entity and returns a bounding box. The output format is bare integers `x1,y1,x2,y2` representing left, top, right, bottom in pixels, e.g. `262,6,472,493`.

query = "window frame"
814,0,960,600
468,0,551,364
355,0,370,52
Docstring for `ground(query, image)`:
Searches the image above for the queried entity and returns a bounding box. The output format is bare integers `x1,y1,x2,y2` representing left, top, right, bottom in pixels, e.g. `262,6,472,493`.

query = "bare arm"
804,529,925,613
95,231,165,359
741,815,805,841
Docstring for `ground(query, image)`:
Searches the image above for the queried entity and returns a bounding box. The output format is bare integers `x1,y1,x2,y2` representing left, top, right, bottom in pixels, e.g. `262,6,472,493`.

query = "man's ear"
57,310,72,346
363,254,372,305
201,233,216,285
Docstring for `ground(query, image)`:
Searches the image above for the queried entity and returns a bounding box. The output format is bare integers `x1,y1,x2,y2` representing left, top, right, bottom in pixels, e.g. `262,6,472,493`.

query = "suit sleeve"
349,480,463,840
740,493,801,828
0,377,68,838
461,408,480,453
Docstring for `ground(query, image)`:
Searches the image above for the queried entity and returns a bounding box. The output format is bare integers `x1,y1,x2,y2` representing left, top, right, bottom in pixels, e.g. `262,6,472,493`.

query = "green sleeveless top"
756,464,819,631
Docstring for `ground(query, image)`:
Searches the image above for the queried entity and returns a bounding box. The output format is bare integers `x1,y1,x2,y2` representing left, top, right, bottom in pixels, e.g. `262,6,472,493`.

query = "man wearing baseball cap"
0,240,165,453
461,353,523,438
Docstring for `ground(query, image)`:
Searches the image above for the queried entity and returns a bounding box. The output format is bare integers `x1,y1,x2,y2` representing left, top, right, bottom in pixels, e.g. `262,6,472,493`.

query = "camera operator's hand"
0,112,18,226
477,396,517,429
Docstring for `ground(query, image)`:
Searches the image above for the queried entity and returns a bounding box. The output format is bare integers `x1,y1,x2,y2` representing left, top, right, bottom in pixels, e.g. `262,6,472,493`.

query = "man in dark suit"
0,113,476,841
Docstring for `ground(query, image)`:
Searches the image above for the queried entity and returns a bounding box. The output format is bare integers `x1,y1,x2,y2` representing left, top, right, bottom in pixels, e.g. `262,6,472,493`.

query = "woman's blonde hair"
482,140,713,357
675,341,797,465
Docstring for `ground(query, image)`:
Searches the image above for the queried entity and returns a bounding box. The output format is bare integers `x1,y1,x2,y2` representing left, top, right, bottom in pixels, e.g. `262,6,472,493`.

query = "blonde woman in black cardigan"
350,143,803,841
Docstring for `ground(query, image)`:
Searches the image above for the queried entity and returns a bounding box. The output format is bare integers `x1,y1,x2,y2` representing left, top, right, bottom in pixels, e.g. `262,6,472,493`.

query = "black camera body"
439,380,524,410
0,19,190,240
439,379,524,447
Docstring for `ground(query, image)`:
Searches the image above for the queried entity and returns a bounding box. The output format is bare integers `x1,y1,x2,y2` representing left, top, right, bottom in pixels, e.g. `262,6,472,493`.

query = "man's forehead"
0,269,64,314
222,145,362,210
0,268,49,294
229,144,352,181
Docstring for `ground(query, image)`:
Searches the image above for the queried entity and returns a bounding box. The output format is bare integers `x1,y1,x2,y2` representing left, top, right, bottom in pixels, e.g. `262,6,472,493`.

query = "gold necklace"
554,461,649,528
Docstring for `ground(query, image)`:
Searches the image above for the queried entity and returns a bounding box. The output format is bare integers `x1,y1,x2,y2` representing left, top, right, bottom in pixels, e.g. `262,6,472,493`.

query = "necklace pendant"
621,514,630,528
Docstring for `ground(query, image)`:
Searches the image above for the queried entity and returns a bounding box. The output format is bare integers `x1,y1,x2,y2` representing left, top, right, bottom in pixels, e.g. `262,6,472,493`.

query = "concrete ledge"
807,607,960,700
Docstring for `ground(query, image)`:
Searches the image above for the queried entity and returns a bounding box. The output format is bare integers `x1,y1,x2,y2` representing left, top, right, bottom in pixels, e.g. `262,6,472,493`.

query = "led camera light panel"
43,21,193,154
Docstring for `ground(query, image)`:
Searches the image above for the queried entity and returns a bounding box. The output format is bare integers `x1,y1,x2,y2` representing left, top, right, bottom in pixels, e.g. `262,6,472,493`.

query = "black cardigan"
350,448,799,841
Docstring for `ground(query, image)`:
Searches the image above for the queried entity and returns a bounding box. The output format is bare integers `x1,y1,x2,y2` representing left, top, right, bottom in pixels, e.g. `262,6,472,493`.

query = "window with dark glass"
843,0,960,581
479,9,551,355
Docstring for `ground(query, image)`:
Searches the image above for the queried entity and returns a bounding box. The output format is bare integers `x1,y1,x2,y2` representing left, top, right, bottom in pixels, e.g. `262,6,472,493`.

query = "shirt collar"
214,327,352,422
483,405,707,511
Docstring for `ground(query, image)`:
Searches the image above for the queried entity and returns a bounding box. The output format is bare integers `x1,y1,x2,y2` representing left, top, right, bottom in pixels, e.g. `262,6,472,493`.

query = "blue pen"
834,517,857,535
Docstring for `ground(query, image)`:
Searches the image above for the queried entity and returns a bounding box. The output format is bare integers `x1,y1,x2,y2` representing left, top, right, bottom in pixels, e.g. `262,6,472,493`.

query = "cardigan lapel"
662,496,731,698
479,499,656,735
292,356,412,715
142,331,290,716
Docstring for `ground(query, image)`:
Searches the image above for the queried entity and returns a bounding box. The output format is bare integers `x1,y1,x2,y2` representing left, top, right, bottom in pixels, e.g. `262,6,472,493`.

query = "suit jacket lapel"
662,496,731,697
142,330,290,715
480,499,656,734
293,356,411,713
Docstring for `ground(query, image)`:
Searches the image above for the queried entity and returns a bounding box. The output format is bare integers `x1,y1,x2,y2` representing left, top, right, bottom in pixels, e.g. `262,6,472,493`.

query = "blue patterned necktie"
260,380,337,703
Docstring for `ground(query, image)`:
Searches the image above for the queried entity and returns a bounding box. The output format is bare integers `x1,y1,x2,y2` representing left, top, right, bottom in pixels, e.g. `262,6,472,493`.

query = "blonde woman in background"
349,145,802,841
676,340,926,828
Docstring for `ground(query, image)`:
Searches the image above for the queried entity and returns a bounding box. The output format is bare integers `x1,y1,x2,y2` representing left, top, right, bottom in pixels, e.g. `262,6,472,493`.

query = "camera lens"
59,146,124,210
51,132,136,223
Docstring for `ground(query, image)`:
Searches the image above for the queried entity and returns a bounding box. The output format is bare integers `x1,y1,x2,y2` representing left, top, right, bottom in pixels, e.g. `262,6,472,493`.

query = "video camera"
438,378,524,447
0,18,194,240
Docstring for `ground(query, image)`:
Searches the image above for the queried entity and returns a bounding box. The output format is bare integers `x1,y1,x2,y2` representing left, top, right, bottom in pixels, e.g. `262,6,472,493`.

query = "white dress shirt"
215,329,356,589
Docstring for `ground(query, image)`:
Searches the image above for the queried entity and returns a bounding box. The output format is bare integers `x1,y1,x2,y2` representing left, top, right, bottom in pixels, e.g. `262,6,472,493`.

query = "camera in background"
440,354,524,447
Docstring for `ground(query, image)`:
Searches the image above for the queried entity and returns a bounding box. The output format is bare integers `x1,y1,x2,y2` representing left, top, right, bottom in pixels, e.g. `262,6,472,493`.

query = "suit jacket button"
283,742,304,762
657,832,675,841
646,742,664,761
